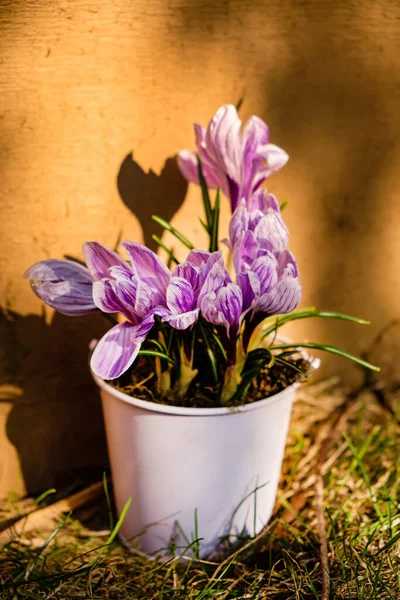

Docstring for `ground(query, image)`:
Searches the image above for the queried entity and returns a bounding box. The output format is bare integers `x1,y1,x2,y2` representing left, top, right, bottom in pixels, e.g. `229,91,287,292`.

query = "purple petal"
257,274,302,315
277,250,299,278
197,261,231,306
242,115,269,149
172,262,199,290
90,317,154,380
237,271,260,312
177,150,200,185
166,277,196,314
24,259,96,315
201,283,243,338
83,242,128,281
177,144,222,189
251,254,278,293
248,189,280,213
92,278,140,323
200,291,229,333
240,116,270,200
229,201,249,249
30,281,96,316
24,259,93,283
134,279,162,317
253,144,289,187
122,241,170,294
185,250,211,267
256,251,301,315
162,309,199,330
232,230,259,273
253,211,289,252
207,105,241,179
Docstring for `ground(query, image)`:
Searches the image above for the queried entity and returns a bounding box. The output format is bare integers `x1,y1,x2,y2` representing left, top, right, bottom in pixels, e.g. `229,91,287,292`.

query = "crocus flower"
229,190,301,319
24,259,96,316
83,241,170,380
160,250,228,329
178,104,289,211
200,281,243,340
229,190,289,256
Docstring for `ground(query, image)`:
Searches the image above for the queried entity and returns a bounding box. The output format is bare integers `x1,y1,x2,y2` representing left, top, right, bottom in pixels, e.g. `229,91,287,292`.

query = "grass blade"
199,322,218,384
152,215,194,250
280,200,289,211
197,155,212,231
147,338,168,355
138,350,175,365
152,235,179,264
34,489,56,506
271,342,380,371
106,498,132,545
262,310,370,340
103,472,114,532
209,187,221,252
275,355,307,374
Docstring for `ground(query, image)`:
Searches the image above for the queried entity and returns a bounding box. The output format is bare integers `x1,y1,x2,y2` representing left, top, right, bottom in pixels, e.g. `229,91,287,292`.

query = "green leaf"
275,355,307,374
106,497,132,545
261,310,370,340
34,488,56,505
198,217,209,233
280,200,289,212
147,338,168,355
138,350,176,365
375,530,400,555
211,330,228,361
152,215,194,250
197,155,213,231
232,348,275,402
152,235,179,264
103,472,114,532
271,343,380,371
236,96,244,112
199,321,219,384
243,347,276,371
209,187,221,252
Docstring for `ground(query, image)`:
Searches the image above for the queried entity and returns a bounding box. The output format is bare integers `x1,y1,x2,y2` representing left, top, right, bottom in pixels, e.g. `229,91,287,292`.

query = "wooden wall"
1,0,400,496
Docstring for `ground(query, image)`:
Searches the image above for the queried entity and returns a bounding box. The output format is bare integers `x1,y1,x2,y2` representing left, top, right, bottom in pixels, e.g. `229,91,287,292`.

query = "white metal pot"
92,371,300,558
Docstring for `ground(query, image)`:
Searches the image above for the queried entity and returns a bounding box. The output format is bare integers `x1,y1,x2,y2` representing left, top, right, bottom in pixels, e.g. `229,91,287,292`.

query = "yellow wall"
1,0,400,495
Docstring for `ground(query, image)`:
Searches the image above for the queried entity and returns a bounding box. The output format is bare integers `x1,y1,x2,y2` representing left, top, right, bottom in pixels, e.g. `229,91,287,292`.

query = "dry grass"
0,380,399,599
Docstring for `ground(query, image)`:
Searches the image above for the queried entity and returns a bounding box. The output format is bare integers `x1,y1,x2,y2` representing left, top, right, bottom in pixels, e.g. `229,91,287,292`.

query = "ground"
0,378,399,599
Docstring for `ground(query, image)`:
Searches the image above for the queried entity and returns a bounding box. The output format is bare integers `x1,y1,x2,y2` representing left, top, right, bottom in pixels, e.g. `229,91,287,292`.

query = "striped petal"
90,315,155,380
83,242,129,281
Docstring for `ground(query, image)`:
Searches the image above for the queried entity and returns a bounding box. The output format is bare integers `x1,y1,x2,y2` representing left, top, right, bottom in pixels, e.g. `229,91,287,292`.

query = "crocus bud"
24,259,96,316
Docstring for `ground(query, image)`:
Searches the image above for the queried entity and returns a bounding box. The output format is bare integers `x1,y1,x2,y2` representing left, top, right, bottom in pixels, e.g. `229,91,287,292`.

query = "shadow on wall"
169,0,400,378
1,308,109,495
117,153,188,251
2,155,187,495
260,3,398,354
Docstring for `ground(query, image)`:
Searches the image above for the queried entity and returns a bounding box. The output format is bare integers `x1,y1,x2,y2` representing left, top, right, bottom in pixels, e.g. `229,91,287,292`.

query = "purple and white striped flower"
178,104,289,211
160,250,228,330
200,282,244,340
24,259,96,316
83,241,170,380
229,189,301,319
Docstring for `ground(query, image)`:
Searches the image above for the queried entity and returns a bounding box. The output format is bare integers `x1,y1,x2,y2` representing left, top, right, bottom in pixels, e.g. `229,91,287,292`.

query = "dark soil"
109,355,311,409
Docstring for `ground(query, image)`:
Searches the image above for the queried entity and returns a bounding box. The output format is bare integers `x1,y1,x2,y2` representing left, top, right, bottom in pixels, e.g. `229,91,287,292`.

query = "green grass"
0,384,399,599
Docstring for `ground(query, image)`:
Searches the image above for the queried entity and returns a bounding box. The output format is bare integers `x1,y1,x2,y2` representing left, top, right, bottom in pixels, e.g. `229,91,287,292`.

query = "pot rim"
91,370,302,417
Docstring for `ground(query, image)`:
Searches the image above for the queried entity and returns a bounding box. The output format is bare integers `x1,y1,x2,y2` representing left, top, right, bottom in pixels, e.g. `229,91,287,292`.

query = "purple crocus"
229,189,301,320
178,104,289,211
160,250,228,329
200,282,243,340
83,241,170,380
24,259,96,316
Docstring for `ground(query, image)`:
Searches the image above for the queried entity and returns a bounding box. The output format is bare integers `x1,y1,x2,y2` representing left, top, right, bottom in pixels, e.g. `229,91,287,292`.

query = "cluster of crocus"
25,104,378,403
